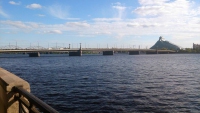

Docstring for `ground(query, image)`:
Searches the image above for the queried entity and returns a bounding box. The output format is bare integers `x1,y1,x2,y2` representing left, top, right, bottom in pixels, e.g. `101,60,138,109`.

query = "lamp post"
15,41,17,49
38,42,39,49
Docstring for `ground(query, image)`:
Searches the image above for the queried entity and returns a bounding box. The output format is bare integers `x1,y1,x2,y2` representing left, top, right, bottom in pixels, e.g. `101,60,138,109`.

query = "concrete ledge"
0,67,30,113
0,68,30,92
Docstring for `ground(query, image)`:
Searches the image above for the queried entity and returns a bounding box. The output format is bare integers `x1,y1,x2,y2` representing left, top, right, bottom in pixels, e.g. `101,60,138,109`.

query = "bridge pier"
129,51,140,55
69,50,82,56
28,52,40,57
103,51,114,55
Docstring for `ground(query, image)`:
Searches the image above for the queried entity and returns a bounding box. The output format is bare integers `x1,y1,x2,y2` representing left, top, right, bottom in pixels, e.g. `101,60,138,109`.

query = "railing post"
19,100,22,113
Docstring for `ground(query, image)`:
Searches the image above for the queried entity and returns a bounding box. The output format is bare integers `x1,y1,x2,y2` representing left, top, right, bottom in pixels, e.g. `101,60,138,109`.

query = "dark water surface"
1,54,200,113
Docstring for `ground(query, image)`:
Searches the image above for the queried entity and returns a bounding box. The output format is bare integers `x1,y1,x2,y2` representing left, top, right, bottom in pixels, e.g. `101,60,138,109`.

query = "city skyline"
0,0,200,48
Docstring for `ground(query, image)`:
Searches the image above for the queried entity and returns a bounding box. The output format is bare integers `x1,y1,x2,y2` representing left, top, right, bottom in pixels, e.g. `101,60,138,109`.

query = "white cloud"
93,18,121,21
44,30,62,34
127,23,140,27
138,0,170,5
38,14,45,17
1,17,199,48
112,6,126,11
65,18,80,20
127,22,161,28
66,22,90,28
1,20,30,29
26,3,42,9
27,22,40,28
47,4,67,19
134,0,193,17
93,31,112,35
0,7,9,18
112,2,127,19
128,0,200,42
47,4,79,20
134,6,164,16
9,1,20,5
92,2,127,22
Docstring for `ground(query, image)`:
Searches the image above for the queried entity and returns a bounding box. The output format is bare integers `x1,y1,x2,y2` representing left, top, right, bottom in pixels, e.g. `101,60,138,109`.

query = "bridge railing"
0,67,58,113
13,86,58,113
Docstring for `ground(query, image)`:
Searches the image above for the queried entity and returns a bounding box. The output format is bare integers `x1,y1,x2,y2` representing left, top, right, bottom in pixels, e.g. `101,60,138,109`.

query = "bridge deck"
0,48,175,53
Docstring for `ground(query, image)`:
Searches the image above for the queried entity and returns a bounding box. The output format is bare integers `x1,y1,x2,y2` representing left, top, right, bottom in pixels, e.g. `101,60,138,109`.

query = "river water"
1,54,200,113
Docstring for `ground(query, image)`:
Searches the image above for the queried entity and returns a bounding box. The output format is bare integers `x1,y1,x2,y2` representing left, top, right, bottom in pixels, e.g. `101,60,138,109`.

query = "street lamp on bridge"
15,41,17,49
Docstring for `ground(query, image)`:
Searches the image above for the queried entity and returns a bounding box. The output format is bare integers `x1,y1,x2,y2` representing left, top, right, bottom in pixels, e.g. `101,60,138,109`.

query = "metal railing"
13,86,59,113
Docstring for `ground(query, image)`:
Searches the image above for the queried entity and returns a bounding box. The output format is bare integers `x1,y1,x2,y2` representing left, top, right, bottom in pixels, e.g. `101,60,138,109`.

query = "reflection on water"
1,54,200,112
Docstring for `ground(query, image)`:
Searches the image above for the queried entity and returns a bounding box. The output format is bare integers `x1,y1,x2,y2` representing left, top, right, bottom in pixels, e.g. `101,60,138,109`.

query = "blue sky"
0,0,200,49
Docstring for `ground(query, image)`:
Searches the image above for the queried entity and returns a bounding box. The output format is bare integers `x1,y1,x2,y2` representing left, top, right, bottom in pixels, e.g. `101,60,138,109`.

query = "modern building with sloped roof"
150,36,181,50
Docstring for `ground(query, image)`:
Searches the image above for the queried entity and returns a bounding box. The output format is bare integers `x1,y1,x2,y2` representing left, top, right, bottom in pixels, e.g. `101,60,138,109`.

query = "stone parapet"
0,67,30,113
